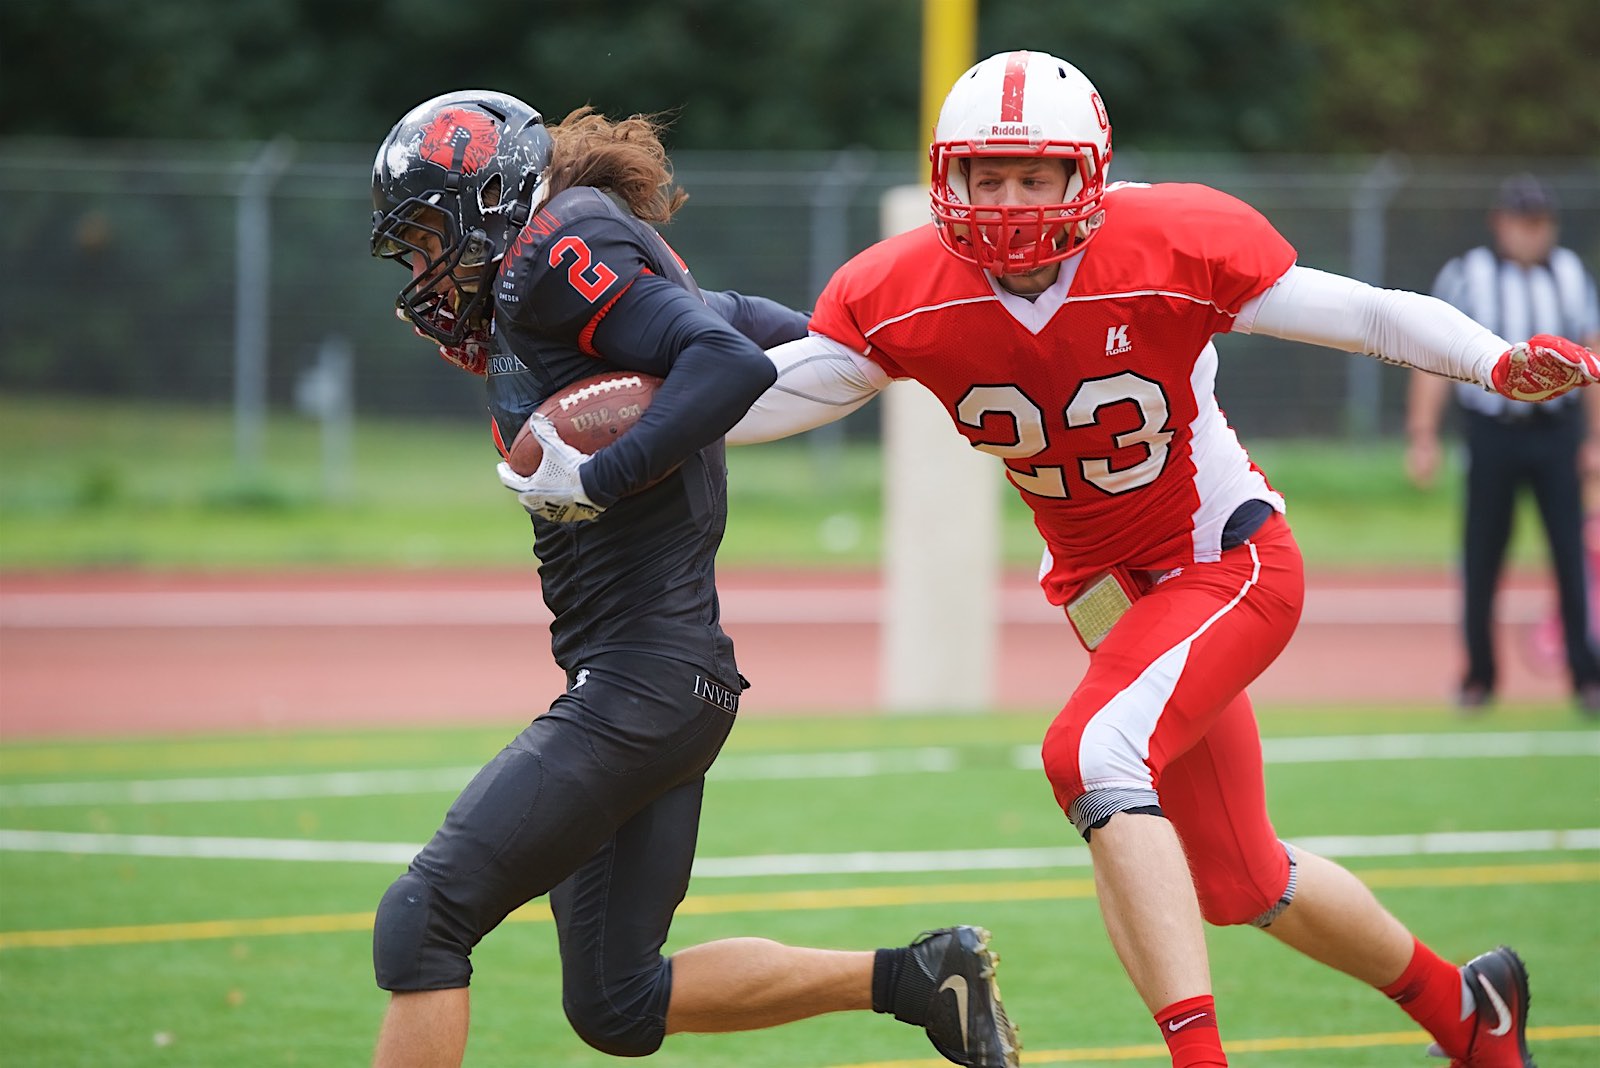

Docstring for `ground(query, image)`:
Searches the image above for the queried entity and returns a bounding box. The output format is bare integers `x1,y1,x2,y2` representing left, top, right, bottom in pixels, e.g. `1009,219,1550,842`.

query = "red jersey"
810,182,1297,603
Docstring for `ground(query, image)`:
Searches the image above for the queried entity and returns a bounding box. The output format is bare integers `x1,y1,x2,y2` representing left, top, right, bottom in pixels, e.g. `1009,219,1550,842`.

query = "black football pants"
372,652,740,1055
1460,408,1600,693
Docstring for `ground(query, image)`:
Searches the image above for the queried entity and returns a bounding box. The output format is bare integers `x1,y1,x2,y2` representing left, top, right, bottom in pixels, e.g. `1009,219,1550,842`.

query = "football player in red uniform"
368,93,1020,1068
730,51,1593,1068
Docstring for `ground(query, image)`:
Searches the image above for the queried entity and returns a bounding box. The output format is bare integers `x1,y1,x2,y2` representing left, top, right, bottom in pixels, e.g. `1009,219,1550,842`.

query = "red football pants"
1040,513,1305,924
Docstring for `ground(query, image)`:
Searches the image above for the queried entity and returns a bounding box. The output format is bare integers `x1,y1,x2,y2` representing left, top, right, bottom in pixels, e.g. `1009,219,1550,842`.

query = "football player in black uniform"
368,91,1020,1068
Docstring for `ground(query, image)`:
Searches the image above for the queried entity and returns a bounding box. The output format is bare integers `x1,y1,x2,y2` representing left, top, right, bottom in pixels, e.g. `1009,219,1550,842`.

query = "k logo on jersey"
418,108,500,174
1106,324,1133,356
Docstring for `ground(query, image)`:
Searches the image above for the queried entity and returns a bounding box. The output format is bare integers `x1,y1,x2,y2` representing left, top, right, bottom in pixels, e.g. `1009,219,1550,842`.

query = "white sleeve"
1235,264,1509,389
725,334,890,445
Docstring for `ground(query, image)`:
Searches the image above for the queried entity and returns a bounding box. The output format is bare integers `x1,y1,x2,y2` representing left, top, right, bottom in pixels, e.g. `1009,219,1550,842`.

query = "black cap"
1494,173,1558,217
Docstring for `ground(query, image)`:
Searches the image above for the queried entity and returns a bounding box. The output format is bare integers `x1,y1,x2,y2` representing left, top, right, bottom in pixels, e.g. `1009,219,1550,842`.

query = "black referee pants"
1460,407,1600,695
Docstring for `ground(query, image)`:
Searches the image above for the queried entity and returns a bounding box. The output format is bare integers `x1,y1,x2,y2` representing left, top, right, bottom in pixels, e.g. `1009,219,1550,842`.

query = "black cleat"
1427,946,1535,1067
895,925,1020,1068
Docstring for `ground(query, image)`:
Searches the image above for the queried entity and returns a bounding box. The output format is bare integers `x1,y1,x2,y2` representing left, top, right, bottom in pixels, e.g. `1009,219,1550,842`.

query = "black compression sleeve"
701,289,812,348
578,275,778,506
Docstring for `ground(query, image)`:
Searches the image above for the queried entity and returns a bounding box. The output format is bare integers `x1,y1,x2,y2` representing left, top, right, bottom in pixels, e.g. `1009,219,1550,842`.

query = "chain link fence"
3,140,1596,441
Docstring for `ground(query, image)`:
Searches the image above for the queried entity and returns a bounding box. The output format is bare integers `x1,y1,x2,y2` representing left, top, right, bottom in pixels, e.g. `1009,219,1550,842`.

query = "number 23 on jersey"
956,371,1175,498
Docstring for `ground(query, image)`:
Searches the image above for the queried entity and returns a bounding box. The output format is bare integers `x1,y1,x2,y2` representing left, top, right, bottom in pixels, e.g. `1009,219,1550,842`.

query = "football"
506,370,663,476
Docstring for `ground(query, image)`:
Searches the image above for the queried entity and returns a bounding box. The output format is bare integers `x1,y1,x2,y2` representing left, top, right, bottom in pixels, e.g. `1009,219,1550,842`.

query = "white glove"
1490,333,1600,402
495,414,605,523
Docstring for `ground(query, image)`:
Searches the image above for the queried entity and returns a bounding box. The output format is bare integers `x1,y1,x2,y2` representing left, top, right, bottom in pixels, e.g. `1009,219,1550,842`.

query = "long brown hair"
543,106,687,223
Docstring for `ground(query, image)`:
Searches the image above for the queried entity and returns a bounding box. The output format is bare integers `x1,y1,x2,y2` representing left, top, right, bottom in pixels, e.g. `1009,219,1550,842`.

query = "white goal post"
878,185,1001,711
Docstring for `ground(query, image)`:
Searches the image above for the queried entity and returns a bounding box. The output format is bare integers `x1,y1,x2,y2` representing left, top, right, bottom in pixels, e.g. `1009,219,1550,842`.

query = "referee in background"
1407,173,1600,714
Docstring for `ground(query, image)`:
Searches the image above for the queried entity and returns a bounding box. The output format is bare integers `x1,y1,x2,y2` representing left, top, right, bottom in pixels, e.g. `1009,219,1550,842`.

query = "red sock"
1155,994,1226,1067
1379,938,1470,1057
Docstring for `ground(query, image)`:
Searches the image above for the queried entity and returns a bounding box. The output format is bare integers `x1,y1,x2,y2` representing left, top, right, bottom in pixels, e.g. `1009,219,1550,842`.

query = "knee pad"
373,871,472,991
562,957,671,1058
1065,787,1164,841
1193,841,1297,927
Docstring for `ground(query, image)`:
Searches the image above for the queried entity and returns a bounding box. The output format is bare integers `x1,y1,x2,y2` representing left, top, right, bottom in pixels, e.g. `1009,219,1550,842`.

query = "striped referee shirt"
1433,245,1600,417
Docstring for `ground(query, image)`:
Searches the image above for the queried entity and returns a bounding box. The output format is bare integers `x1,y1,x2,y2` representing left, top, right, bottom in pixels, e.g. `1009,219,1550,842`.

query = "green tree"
15,0,1589,154
983,0,1313,151
4,0,922,149
1294,0,1600,153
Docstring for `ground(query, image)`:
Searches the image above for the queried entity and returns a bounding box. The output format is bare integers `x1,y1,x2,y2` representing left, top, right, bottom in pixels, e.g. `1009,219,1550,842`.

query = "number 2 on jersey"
549,236,619,302
955,372,1174,497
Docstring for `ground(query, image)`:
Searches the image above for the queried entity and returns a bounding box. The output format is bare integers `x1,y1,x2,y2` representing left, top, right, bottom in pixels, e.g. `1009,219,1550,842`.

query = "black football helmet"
370,91,552,344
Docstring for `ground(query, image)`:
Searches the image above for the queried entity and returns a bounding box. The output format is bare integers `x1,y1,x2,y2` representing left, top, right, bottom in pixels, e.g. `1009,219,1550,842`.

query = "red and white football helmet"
930,51,1112,274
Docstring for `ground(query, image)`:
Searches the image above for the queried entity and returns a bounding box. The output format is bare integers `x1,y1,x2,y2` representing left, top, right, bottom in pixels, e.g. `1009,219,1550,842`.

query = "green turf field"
2,708,1596,1067
0,392,1535,572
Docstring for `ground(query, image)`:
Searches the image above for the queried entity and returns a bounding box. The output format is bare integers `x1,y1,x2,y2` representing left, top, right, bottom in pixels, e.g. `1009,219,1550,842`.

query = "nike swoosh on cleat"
1167,1011,1209,1032
939,974,970,1048
1476,973,1513,1037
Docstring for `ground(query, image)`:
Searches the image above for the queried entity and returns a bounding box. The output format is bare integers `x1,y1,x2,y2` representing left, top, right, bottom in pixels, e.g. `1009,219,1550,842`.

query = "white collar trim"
986,252,1085,334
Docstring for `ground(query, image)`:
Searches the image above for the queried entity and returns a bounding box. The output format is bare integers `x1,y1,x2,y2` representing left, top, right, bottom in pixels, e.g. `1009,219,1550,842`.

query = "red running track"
0,567,1577,738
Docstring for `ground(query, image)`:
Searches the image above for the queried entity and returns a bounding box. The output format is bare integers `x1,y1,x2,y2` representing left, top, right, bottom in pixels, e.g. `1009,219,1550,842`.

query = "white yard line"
2,734,1594,808
0,748,962,807
0,827,1596,875
1258,731,1600,762
1014,730,1600,769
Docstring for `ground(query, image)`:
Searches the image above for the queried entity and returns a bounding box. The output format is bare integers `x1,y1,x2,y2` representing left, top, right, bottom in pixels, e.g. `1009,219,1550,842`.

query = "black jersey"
486,187,792,678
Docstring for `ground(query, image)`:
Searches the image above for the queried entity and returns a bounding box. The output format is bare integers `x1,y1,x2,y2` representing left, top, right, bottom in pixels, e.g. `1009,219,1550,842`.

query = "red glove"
1491,333,1600,402
414,325,491,376
392,306,494,376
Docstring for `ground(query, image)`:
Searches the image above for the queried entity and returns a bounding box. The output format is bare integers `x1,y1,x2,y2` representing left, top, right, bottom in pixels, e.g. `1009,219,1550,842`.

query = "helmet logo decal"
418,108,500,174
1000,51,1030,122
1090,91,1109,132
